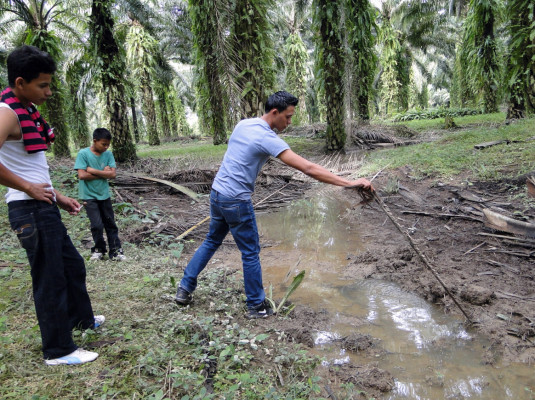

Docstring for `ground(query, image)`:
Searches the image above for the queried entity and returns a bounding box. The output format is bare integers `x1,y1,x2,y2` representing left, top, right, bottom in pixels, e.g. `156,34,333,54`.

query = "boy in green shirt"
74,128,126,261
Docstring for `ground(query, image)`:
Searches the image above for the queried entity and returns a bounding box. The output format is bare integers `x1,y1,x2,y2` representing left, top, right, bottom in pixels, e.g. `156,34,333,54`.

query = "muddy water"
257,196,535,399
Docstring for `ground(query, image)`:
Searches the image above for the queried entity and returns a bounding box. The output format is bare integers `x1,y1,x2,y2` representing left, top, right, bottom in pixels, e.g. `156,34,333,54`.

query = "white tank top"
0,102,54,203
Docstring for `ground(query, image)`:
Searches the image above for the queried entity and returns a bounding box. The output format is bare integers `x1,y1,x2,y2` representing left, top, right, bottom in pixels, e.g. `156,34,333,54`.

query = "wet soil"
112,145,535,398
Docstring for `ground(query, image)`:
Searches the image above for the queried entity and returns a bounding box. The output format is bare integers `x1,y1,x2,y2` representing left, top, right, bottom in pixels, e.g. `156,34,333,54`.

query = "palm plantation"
1,0,532,154
0,2,534,396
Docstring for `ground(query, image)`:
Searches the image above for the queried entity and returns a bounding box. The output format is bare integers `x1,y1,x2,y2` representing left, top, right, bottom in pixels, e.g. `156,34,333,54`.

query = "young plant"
266,270,305,316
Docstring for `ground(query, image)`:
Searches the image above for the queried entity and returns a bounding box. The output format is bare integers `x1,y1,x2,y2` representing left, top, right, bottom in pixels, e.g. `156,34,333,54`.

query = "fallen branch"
484,249,534,258
486,259,519,273
476,231,535,244
400,210,482,222
463,242,486,255
495,291,535,302
134,175,200,202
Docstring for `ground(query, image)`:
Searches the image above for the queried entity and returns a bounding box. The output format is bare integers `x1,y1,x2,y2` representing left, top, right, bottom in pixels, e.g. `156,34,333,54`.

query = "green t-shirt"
74,147,116,200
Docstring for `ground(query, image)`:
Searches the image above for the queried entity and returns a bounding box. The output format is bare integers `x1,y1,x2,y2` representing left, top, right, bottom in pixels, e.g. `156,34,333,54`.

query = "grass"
360,115,535,181
136,138,227,160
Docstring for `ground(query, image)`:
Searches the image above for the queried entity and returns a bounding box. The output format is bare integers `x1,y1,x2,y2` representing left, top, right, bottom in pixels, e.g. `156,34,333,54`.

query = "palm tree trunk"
130,96,140,143
346,0,376,122
46,76,71,158
315,0,346,151
233,0,275,118
140,72,159,146
205,54,227,144
90,0,136,162
156,89,171,140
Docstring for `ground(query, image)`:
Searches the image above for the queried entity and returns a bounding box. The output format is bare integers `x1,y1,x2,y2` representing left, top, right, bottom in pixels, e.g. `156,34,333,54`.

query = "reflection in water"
257,196,535,400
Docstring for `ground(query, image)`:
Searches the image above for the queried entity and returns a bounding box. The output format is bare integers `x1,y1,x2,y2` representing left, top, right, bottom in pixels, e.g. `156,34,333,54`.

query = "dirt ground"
113,145,535,397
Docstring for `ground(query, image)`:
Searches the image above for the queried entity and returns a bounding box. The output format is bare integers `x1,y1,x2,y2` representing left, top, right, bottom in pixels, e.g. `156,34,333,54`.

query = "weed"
266,270,305,316
383,177,400,194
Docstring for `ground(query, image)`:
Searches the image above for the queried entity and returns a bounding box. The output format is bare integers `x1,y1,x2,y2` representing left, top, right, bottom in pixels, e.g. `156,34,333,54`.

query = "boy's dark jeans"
8,200,95,359
84,198,121,255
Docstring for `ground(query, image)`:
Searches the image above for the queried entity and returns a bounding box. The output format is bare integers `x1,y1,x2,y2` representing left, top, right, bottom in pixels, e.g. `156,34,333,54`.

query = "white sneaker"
45,348,99,366
90,251,104,260
94,315,105,328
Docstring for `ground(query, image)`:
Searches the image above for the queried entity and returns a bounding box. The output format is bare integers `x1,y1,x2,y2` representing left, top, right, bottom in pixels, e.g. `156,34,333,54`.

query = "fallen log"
483,208,535,238
474,140,510,149
528,176,535,199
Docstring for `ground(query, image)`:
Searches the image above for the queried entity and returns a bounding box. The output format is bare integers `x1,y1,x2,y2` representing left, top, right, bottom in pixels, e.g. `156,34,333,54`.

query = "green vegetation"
362,116,535,180
392,107,483,122
389,112,505,132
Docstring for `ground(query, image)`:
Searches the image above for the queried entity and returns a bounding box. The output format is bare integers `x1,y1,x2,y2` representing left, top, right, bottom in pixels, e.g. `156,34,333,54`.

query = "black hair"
265,91,299,113
7,45,56,87
93,128,112,141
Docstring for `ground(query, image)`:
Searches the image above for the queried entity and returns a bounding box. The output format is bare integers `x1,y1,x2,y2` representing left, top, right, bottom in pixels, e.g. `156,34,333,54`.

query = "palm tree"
505,0,535,118
345,0,377,121
89,0,136,162
377,5,404,116
1,0,73,157
189,0,238,145
275,0,310,126
232,0,275,118
65,58,90,149
126,19,160,145
460,0,502,113
284,31,308,125
313,0,346,151
376,0,456,115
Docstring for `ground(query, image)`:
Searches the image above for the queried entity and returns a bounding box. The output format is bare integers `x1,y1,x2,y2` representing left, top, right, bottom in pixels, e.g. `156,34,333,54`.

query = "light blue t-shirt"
212,118,290,200
74,147,116,200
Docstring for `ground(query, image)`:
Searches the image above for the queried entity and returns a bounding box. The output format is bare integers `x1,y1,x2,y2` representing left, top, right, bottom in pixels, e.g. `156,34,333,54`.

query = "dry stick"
369,163,391,183
176,183,291,240
463,242,486,255
372,192,473,324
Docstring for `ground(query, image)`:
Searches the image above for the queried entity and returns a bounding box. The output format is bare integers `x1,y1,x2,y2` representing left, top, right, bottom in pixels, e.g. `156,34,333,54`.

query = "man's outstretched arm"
278,149,373,189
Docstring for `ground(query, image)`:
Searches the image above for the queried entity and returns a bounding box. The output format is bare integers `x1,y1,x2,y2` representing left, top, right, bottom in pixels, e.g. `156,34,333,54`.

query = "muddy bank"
343,169,535,365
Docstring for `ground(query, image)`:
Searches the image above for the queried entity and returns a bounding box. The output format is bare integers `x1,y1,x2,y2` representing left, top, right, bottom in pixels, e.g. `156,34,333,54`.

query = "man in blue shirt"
175,91,373,318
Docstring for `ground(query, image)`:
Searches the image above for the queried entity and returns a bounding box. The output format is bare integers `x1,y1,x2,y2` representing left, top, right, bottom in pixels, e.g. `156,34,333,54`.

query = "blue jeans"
180,190,264,308
84,198,121,255
8,200,95,359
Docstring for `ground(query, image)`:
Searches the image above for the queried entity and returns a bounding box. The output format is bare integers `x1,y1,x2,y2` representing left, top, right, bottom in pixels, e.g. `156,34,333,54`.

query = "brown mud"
111,143,534,398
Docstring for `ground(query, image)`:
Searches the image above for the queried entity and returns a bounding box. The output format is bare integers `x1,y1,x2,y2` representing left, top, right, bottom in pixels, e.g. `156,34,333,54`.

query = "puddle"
257,196,535,399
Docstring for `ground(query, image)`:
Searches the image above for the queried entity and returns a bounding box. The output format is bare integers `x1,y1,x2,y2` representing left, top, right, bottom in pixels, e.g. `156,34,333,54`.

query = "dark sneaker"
175,286,192,305
246,300,274,319
109,248,126,261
